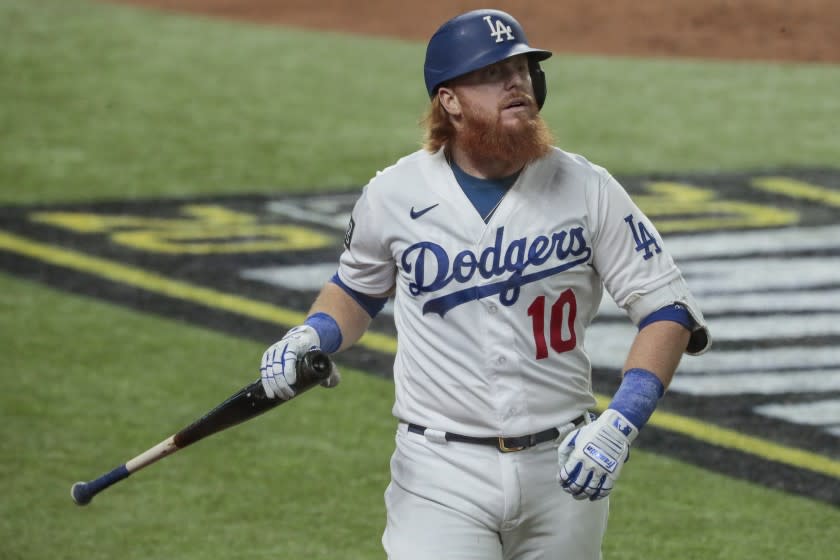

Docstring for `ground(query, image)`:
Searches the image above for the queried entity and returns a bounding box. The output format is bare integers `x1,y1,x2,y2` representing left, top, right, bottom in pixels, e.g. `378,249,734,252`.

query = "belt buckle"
497,437,525,453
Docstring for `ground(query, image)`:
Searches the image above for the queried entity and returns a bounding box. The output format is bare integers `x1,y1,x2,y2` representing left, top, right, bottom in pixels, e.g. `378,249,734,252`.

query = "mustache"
498,91,536,110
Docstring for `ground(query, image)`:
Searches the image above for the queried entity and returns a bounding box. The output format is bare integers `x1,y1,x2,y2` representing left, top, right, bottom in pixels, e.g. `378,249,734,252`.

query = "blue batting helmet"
424,9,552,108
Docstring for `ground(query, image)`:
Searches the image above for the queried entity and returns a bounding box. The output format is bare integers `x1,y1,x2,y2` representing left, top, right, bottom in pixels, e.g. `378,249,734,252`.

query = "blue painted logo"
401,225,591,316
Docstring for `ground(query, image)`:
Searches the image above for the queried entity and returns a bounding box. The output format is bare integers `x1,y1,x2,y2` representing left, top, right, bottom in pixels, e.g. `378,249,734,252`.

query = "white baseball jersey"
338,147,709,438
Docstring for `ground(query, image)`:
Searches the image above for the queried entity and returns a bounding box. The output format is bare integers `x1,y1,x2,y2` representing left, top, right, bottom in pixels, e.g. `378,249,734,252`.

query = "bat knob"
71,482,93,506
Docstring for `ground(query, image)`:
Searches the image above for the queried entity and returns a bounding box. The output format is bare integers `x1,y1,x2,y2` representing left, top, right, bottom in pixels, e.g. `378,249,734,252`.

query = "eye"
484,65,501,79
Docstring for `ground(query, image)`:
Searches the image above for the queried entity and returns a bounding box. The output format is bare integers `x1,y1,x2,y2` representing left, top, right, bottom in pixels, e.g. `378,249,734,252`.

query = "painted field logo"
1,168,839,505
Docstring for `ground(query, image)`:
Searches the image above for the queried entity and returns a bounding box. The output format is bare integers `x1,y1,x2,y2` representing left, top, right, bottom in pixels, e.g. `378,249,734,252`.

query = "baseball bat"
71,350,331,506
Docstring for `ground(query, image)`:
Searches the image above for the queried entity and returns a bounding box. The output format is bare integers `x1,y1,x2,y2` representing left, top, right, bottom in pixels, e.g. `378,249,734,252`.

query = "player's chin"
502,103,538,120
500,105,535,120
499,112,536,131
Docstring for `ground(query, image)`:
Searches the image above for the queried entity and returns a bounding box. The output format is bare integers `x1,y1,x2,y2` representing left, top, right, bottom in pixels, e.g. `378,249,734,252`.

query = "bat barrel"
172,350,332,448
71,465,130,506
297,350,332,385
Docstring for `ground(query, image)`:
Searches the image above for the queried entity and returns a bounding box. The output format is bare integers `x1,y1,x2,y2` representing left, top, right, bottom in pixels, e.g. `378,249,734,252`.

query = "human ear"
437,87,462,117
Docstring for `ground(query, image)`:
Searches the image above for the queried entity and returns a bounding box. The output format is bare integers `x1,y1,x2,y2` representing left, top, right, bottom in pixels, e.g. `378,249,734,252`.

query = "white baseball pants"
382,422,609,560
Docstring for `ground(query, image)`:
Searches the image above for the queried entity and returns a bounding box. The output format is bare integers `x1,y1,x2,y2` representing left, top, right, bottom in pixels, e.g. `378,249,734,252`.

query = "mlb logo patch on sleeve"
344,216,355,249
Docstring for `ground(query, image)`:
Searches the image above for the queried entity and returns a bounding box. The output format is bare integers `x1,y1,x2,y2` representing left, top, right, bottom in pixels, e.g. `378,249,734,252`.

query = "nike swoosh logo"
410,203,439,220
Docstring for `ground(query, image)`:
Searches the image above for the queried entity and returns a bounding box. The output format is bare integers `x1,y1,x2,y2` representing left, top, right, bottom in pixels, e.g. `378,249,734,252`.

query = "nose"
506,69,524,88
501,60,528,89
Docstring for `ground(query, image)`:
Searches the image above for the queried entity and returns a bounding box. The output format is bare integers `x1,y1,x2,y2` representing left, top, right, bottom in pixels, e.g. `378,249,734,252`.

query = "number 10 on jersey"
527,289,577,359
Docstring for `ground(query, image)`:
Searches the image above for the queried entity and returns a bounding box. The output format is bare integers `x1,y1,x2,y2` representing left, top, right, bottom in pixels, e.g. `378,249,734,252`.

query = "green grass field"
2,1,839,558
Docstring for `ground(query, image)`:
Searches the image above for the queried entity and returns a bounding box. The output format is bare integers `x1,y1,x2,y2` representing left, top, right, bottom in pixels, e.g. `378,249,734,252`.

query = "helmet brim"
428,47,552,96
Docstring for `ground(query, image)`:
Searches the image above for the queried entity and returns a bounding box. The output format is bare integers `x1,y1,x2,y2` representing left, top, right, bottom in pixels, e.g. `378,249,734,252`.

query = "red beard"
456,94,554,169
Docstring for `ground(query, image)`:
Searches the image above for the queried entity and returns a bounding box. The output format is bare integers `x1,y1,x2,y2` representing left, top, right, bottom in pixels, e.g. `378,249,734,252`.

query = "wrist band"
608,368,664,430
304,312,342,353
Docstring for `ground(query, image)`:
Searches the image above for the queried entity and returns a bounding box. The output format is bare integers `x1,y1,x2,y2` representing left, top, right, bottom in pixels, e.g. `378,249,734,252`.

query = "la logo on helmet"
483,15,515,42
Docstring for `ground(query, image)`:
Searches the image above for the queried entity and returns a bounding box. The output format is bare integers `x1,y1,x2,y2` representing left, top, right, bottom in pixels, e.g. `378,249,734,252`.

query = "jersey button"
497,356,506,365
488,303,498,313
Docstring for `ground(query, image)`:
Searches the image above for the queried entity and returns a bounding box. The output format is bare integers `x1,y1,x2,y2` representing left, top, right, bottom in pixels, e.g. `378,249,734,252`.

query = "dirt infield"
107,0,838,63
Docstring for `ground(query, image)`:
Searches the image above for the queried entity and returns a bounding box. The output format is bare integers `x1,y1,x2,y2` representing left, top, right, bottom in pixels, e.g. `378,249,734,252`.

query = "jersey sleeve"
590,172,711,355
336,185,396,296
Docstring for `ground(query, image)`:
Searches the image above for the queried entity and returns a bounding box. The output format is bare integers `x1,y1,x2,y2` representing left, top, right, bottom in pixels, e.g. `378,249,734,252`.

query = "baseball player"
260,9,710,560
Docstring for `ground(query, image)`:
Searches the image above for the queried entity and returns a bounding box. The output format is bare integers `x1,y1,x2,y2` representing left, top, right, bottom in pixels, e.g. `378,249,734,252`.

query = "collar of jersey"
449,159,521,222
449,158,521,191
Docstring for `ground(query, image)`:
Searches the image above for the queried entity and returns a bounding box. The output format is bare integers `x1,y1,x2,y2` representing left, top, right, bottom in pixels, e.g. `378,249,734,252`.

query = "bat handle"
71,465,130,506
71,436,178,506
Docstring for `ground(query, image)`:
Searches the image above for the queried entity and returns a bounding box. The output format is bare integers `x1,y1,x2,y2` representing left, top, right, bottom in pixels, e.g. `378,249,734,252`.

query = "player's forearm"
307,281,375,352
622,320,691,389
594,321,692,436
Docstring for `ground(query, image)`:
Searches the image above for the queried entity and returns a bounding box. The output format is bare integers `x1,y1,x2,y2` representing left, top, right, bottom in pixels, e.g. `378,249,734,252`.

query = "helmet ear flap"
529,58,547,110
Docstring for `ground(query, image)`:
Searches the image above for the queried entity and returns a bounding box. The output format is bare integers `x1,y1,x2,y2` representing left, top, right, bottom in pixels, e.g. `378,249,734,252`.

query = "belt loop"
423,428,448,445
556,415,585,442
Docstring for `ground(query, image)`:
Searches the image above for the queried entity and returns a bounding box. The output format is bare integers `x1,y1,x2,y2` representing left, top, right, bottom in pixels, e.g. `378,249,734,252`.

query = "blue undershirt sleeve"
637,303,694,331
330,273,388,318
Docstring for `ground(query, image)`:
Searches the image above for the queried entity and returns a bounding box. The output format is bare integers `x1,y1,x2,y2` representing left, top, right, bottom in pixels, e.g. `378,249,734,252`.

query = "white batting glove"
260,325,340,400
557,409,639,501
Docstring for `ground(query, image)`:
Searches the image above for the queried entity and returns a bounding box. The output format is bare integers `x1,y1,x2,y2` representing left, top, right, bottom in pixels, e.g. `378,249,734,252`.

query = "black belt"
407,415,586,453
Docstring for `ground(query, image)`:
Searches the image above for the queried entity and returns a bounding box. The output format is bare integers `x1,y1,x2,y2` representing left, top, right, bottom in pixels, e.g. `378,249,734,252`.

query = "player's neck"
447,144,525,180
